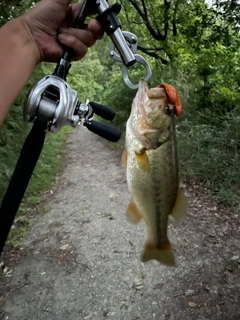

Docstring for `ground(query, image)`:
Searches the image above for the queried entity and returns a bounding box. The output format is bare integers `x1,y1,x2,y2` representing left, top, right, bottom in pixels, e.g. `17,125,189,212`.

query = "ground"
0,126,240,320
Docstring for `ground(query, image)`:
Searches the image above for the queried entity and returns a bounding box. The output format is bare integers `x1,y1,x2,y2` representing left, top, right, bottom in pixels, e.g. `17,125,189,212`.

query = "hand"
19,0,104,63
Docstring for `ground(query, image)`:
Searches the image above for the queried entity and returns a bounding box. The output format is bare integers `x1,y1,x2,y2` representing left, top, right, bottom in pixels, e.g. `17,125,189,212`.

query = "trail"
0,127,240,320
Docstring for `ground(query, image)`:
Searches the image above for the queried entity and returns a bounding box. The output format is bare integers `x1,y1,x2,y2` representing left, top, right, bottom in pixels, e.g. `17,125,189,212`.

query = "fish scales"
124,79,187,267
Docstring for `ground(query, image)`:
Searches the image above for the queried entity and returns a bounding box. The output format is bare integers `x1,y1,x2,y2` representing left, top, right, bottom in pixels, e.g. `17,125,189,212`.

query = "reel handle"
89,102,115,121
84,120,121,142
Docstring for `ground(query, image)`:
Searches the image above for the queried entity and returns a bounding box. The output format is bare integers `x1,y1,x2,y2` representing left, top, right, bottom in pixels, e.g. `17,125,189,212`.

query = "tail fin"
141,242,175,267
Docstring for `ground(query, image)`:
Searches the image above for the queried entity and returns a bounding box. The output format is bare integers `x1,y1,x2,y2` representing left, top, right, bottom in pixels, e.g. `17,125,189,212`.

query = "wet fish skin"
123,78,187,267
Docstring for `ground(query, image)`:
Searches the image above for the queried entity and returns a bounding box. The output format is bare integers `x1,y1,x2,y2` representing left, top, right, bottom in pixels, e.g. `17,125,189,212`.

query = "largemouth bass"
122,78,187,267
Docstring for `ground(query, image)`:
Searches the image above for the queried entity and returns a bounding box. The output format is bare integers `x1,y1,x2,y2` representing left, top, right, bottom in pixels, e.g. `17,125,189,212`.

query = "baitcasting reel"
0,0,154,257
25,74,120,142
24,0,152,140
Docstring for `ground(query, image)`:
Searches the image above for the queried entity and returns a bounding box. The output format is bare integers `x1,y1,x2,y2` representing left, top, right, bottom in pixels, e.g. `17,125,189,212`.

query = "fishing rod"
0,0,152,256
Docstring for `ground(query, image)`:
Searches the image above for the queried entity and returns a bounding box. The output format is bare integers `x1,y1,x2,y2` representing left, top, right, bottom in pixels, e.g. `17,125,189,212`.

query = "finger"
63,19,104,40
87,19,104,40
59,28,97,47
58,33,96,60
63,3,101,31
58,34,88,60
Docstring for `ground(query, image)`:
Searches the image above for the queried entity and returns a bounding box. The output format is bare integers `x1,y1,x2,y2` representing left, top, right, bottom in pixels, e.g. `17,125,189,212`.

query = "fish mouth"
136,78,149,103
138,78,149,91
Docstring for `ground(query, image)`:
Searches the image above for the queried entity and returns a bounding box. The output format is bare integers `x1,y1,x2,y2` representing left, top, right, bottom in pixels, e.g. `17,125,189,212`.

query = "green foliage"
100,65,144,130
0,0,35,25
178,112,240,206
0,64,44,199
23,126,72,205
0,1,109,246
68,49,104,102
42,48,105,103
0,0,239,252
96,1,240,207
0,59,72,246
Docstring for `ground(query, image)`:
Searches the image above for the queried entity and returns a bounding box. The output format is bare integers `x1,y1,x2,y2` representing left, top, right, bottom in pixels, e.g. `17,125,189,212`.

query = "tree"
118,0,210,64
0,1,35,25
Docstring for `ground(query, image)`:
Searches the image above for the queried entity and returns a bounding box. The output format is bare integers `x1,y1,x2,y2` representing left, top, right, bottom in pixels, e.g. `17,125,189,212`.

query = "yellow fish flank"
123,78,187,267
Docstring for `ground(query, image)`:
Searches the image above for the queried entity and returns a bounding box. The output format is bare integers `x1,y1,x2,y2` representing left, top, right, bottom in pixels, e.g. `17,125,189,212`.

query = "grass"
98,69,240,209
1,59,239,252
177,112,240,208
23,126,72,205
1,126,72,248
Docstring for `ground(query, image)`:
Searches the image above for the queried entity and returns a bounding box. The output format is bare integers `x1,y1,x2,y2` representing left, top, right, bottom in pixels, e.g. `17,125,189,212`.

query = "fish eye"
165,104,173,115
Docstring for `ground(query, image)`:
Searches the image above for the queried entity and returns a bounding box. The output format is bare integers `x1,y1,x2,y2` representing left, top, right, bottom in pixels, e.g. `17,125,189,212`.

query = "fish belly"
127,140,178,245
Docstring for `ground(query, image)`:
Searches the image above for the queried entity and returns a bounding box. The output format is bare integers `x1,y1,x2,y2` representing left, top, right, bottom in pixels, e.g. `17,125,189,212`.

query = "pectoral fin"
142,241,175,267
170,189,187,222
126,199,142,224
121,150,127,170
134,150,150,172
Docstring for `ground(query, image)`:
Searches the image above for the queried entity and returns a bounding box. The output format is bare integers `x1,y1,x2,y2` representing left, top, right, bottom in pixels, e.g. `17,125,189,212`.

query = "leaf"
60,244,69,250
133,277,143,290
188,302,197,308
185,289,195,296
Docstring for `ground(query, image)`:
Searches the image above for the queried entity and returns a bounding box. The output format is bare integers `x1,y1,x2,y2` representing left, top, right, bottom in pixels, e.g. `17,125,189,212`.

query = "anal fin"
126,199,142,224
170,189,187,222
142,241,175,267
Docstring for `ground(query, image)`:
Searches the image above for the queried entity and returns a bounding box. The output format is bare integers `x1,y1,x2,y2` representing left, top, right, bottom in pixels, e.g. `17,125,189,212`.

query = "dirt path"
0,126,240,320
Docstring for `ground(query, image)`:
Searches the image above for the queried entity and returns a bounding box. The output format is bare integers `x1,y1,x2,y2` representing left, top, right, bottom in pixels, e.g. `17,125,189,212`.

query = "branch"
172,1,178,37
120,2,144,27
138,46,166,51
137,45,169,65
141,0,148,19
127,0,167,41
164,0,170,38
